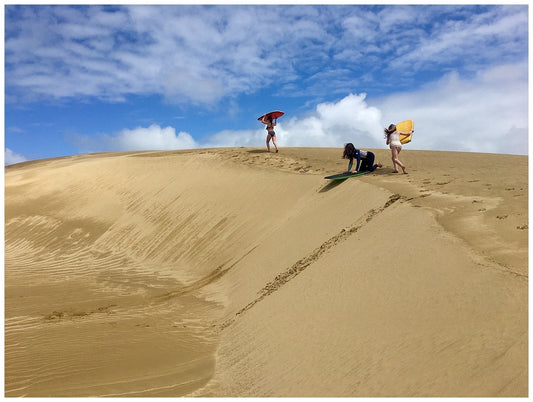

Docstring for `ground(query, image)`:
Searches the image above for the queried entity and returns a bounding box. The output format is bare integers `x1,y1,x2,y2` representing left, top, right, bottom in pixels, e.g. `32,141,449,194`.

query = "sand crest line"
219,193,402,330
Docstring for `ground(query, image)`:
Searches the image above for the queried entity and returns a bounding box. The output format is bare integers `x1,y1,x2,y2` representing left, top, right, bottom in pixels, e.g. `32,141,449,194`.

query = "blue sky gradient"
4,4,529,164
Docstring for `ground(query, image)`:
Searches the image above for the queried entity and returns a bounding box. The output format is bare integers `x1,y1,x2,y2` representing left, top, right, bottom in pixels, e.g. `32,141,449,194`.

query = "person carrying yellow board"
384,120,414,174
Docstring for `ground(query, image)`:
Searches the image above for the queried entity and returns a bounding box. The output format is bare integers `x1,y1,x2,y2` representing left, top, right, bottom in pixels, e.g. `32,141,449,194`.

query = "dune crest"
5,148,527,397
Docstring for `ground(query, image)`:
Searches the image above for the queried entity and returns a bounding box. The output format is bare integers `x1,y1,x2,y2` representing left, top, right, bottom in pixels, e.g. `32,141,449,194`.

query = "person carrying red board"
259,111,283,153
260,114,279,153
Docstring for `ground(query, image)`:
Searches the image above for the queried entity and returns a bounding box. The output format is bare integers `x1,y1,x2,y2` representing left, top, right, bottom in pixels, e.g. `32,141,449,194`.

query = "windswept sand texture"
5,147,527,397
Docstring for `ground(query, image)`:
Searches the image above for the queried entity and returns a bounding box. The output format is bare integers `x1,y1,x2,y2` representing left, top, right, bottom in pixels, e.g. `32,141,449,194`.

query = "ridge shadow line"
218,193,402,331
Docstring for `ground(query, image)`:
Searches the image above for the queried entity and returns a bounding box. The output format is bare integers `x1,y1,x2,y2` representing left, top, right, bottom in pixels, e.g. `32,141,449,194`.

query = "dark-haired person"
342,143,382,173
261,115,279,153
384,124,411,174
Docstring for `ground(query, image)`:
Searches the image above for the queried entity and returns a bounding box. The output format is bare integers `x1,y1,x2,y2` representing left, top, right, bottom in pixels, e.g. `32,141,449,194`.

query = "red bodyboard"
258,110,284,121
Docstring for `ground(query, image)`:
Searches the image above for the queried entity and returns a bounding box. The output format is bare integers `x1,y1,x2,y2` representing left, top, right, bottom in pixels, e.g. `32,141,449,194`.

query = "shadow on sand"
319,179,347,193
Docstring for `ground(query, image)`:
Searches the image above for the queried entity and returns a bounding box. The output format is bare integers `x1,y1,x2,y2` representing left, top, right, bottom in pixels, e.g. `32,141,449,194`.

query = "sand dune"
4,147,527,397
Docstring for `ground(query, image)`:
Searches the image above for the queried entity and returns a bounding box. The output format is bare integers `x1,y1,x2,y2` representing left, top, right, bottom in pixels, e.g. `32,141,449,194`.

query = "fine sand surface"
4,147,527,397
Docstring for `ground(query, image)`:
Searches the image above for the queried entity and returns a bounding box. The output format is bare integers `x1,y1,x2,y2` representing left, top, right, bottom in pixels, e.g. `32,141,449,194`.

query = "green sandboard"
324,171,371,180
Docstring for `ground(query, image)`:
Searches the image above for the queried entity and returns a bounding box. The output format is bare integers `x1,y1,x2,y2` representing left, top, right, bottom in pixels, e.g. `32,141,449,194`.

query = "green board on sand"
324,171,371,180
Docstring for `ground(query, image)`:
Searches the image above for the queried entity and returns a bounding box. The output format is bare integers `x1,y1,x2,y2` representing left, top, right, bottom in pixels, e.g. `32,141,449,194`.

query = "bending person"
342,143,382,173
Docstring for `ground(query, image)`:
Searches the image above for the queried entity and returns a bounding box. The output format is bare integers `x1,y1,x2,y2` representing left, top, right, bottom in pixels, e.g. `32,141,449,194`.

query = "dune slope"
4,148,527,397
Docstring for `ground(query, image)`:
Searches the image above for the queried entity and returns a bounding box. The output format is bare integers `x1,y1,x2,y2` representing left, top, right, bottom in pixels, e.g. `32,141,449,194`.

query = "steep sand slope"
4,148,527,397
193,149,526,397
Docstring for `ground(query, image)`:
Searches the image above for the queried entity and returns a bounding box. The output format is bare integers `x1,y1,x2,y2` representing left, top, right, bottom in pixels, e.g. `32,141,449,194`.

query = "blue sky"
4,4,529,165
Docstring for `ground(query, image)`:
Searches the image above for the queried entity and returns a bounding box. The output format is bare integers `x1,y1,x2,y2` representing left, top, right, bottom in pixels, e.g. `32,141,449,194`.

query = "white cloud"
71,124,199,153
280,93,383,148
200,63,528,155
106,124,199,151
6,5,526,106
5,148,28,165
6,6,527,158
5,5,302,104
71,95,382,153
199,93,383,150
372,63,528,155
71,60,527,157
205,129,264,149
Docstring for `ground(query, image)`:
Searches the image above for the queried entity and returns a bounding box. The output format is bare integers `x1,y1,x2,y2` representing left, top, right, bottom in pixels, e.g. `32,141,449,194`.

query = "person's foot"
276,149,279,153
377,163,383,168
392,170,398,173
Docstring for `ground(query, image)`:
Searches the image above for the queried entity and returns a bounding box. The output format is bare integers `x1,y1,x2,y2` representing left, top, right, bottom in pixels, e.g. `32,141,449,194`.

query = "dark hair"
384,124,396,138
343,143,356,160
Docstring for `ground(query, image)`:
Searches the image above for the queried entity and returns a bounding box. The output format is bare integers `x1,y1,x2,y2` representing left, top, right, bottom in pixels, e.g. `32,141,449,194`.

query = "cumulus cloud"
372,63,528,155
79,61,527,156
277,93,383,148
107,124,198,151
5,148,28,165
198,94,383,150
71,124,198,153
202,63,528,155
70,96,382,154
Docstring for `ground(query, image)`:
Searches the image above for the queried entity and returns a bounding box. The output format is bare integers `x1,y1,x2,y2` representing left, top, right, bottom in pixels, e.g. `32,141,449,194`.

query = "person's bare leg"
392,147,407,173
271,135,279,152
391,149,398,172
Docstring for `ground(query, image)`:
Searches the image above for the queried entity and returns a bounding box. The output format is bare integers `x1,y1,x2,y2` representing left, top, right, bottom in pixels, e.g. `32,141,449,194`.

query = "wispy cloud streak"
5,5,528,105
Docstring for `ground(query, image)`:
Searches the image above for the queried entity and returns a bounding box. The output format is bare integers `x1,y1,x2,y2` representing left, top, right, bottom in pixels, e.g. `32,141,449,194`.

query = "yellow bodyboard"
395,119,414,144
